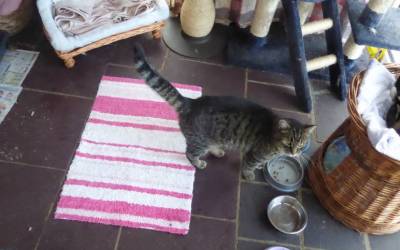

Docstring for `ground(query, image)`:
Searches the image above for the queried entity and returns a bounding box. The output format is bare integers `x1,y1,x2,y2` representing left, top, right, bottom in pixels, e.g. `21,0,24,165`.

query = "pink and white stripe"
55,76,202,235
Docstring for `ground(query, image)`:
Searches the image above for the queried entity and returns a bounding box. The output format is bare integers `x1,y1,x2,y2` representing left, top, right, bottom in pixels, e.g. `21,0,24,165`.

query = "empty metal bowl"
263,155,304,192
267,195,308,234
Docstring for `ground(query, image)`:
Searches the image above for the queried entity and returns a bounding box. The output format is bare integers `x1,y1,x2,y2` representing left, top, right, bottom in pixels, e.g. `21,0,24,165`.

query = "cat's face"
276,119,316,156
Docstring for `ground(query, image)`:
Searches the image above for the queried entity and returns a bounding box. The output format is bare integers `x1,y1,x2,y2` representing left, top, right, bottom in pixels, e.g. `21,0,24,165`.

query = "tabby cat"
132,44,315,180
387,77,400,131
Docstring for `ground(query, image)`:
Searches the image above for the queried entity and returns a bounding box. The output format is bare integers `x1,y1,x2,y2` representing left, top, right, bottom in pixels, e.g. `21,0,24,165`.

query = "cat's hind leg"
186,140,209,169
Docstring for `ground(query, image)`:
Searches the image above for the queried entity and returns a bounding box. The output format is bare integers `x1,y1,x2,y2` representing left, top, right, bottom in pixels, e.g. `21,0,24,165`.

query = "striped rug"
55,75,202,235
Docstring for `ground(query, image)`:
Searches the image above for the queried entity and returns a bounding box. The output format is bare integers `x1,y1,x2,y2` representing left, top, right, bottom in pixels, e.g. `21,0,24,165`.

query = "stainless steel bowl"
267,195,308,234
263,155,304,192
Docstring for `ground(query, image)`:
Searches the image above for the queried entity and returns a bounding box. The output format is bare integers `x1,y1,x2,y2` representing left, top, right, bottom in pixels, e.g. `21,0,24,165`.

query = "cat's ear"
278,119,291,130
304,125,316,135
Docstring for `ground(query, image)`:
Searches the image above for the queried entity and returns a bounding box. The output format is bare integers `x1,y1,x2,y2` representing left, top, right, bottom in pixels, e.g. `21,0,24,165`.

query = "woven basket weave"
308,64,400,235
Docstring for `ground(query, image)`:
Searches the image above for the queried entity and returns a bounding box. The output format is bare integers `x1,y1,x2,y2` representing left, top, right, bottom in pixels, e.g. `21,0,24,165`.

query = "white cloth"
37,0,169,52
53,0,96,16
357,59,400,161
54,0,157,36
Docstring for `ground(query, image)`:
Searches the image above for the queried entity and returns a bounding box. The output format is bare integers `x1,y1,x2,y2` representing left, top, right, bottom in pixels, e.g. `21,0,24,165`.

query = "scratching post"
343,34,365,69
345,0,400,65
227,0,347,112
301,18,333,36
306,54,337,72
248,0,280,47
226,0,280,67
163,0,228,59
344,35,365,60
344,0,394,69
359,0,394,29
298,2,315,25
180,0,215,38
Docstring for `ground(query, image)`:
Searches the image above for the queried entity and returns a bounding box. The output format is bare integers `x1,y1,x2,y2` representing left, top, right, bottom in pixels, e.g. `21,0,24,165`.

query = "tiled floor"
1,17,398,250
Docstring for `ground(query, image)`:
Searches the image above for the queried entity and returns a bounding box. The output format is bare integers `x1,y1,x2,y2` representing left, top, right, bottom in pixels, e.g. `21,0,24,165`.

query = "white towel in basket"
357,59,400,161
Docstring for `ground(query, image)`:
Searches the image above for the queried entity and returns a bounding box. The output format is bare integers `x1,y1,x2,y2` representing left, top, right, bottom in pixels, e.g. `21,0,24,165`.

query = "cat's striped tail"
133,43,188,113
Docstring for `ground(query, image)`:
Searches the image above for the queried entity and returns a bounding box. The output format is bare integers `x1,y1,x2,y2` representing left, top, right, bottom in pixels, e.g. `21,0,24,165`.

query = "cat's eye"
296,141,306,149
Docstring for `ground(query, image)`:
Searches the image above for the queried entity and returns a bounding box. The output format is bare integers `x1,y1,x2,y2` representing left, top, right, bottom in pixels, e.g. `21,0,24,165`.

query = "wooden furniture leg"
152,28,162,39
56,51,76,68
63,57,76,68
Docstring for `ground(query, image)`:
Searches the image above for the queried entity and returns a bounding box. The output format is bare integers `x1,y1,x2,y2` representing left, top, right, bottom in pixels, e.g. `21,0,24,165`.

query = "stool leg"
152,28,162,39
282,0,312,113
56,51,76,68
322,0,347,100
64,57,76,68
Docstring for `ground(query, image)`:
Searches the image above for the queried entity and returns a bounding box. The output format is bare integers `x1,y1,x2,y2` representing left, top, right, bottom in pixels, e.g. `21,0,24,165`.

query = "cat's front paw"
242,170,255,181
195,160,207,169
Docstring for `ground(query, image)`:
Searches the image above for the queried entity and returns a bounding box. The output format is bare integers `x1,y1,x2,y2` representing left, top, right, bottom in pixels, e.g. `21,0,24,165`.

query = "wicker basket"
308,64,400,235
0,0,33,35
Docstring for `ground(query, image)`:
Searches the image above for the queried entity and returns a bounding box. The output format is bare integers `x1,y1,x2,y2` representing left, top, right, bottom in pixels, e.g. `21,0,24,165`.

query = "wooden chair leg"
152,28,162,39
56,50,76,68
63,57,75,68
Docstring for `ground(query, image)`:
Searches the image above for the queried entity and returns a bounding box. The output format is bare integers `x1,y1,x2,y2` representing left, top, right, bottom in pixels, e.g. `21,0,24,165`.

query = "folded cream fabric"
54,0,96,16
54,0,156,36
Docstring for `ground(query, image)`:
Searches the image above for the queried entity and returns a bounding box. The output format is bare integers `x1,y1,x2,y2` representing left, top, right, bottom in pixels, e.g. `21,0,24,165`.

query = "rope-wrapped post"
306,54,337,72
301,18,333,36
359,0,394,30
298,1,315,25
180,0,216,38
344,34,365,60
249,0,280,47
